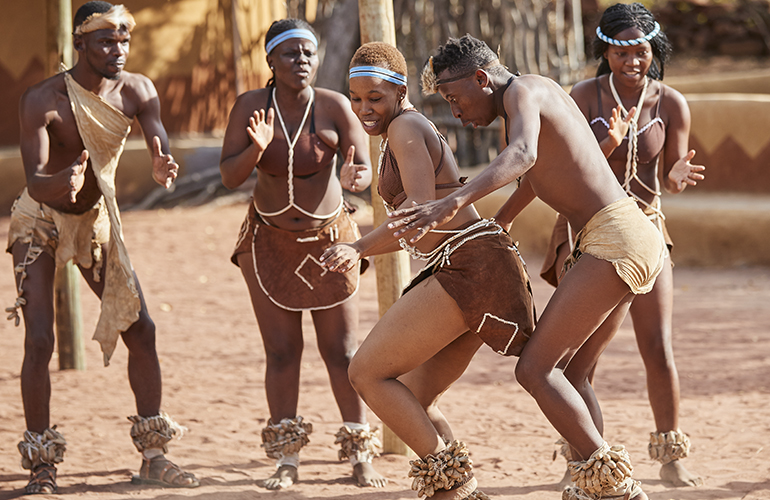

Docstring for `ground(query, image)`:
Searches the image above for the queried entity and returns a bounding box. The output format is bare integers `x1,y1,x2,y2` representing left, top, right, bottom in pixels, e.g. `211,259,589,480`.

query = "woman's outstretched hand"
247,108,275,152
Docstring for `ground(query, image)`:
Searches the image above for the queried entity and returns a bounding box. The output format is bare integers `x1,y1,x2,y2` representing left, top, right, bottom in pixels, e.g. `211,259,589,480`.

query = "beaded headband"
421,57,501,95
74,5,135,35
596,22,661,46
349,65,407,86
266,28,318,55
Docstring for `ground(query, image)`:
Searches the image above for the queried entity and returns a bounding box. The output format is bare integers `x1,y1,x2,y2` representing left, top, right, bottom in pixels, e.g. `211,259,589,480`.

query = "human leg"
399,331,483,442
348,277,486,499
79,258,197,488
237,252,305,489
12,243,66,494
311,300,387,487
629,259,702,487
515,255,646,499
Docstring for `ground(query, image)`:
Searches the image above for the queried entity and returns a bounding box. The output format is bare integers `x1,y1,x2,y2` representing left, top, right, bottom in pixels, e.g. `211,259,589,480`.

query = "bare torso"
511,75,627,231
232,88,346,231
21,70,148,214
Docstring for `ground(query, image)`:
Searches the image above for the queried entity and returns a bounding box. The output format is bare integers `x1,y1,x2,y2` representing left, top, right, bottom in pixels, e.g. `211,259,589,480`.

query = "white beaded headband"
596,22,661,46
349,66,407,86
266,28,318,54
74,4,136,35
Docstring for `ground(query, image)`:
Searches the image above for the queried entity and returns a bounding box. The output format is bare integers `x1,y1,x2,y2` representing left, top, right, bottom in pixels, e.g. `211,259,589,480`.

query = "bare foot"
660,460,704,487
132,455,200,488
261,464,297,490
430,476,478,500
353,462,387,487
24,464,57,494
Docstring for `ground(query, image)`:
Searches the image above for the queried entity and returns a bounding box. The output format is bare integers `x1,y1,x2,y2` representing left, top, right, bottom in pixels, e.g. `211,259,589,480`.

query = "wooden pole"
47,0,86,371
358,0,414,457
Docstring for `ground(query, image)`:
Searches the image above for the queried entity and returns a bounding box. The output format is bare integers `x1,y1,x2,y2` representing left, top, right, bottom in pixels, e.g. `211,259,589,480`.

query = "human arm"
389,81,541,242
19,87,88,204
322,114,440,270
330,92,372,192
661,89,705,193
601,105,636,157
219,92,273,189
493,176,536,232
133,76,179,188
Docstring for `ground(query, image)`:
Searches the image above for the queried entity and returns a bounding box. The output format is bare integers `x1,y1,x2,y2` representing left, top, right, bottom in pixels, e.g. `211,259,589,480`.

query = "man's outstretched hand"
152,136,179,188
387,198,459,243
68,150,89,203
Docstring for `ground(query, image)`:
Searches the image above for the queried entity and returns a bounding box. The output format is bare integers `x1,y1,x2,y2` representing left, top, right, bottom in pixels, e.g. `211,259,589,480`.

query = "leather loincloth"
540,204,673,288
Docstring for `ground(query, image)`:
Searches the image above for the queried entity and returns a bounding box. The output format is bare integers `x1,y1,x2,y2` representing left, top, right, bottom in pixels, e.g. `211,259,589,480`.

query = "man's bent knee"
24,331,56,364
122,314,156,354
514,357,542,395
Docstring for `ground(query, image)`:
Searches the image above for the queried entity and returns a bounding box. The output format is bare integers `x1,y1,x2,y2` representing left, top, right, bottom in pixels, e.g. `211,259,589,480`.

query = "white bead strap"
256,88,342,220
608,74,665,226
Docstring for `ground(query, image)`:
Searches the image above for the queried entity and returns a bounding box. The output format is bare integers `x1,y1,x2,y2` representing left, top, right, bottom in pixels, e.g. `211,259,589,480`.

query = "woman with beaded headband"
321,41,535,500
538,3,704,488
219,18,385,490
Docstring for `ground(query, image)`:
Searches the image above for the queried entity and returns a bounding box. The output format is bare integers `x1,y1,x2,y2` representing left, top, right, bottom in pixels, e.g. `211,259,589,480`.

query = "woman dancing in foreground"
321,42,535,499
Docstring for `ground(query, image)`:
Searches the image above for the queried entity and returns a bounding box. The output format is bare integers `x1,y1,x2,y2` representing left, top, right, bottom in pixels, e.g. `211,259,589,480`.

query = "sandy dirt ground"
0,201,769,500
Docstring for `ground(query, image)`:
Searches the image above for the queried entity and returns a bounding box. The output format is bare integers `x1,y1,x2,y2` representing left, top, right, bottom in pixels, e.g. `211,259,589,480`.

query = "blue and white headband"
349,66,407,86
596,22,660,46
266,28,318,54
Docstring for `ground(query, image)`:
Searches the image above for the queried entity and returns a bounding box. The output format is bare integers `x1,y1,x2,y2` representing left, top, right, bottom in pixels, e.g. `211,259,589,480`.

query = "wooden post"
47,0,86,371
358,0,414,457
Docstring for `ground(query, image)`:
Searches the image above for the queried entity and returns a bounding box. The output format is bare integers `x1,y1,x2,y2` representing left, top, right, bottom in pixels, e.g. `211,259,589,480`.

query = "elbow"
220,175,238,191
219,164,243,190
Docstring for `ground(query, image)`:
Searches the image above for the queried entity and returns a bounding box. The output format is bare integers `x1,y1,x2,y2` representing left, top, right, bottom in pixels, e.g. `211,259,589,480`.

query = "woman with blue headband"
219,18,385,490
321,41,535,500
537,2,704,489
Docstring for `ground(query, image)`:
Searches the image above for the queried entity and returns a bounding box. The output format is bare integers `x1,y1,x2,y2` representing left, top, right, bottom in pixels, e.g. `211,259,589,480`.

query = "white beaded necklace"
608,73,665,226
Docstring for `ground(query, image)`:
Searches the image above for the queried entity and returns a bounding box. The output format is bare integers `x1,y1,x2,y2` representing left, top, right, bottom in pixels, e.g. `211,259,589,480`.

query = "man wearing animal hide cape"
7,1,199,494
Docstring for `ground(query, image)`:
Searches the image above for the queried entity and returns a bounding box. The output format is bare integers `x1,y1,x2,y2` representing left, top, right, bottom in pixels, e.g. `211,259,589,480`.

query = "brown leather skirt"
231,201,363,311
403,219,535,357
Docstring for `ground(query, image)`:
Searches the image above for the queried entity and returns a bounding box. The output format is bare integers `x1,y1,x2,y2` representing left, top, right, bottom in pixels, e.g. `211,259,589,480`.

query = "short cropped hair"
430,34,505,81
73,1,113,30
349,42,407,77
593,3,672,80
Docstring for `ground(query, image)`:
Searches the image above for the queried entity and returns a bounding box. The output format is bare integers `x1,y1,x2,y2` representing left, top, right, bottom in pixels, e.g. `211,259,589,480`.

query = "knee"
318,341,355,370
514,357,544,395
24,330,55,363
347,354,372,396
264,342,303,371
123,314,156,355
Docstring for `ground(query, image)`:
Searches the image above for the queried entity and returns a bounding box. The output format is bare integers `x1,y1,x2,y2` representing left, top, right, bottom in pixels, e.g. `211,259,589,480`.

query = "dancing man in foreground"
389,34,667,500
